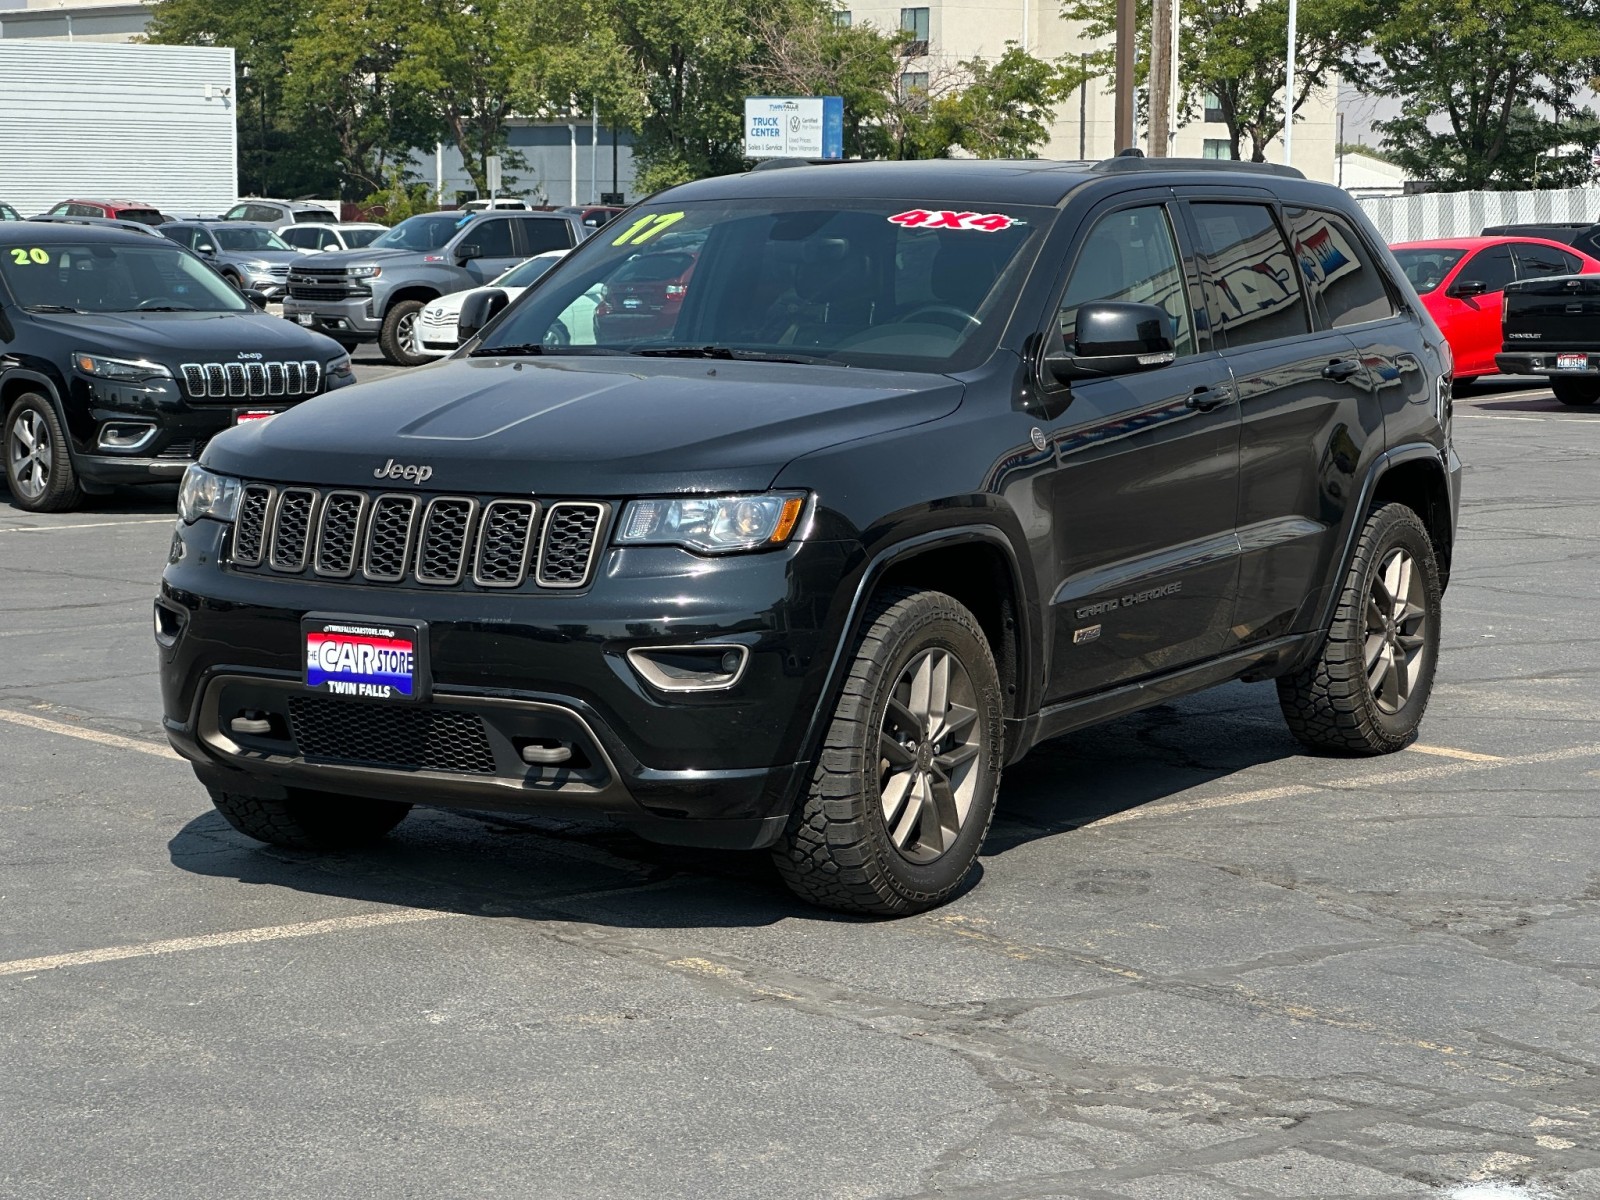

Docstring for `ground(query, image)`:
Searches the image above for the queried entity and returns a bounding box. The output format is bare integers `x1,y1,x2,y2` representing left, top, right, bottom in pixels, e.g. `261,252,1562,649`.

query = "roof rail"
1090,156,1307,180
748,157,856,171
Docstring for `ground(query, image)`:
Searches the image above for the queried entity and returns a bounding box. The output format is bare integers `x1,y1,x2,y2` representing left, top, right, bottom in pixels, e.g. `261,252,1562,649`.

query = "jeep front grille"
180,360,322,401
230,485,606,592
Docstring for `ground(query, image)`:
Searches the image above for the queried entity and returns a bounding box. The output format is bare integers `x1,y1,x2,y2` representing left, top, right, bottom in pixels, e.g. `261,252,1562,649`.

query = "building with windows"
836,2,1339,183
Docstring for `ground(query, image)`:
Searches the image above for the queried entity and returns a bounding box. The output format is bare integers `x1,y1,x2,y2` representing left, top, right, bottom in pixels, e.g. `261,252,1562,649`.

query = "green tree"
284,0,441,198
1061,0,1360,160
1351,0,1600,189
748,11,906,159
927,44,1067,159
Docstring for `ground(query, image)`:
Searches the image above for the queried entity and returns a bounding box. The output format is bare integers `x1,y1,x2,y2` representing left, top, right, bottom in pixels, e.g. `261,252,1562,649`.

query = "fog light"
626,644,750,693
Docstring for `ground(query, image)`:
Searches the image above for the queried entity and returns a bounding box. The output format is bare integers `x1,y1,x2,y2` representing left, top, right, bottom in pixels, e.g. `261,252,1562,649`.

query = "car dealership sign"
743,96,845,160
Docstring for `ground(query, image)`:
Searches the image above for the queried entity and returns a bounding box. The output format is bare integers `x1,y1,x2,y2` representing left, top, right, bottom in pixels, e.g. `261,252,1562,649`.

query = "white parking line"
0,909,453,977
0,518,174,533
0,708,182,760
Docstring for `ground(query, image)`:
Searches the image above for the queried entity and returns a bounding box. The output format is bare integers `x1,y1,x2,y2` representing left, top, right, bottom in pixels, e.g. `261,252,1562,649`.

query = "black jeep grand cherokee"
157,159,1460,915
1,223,353,512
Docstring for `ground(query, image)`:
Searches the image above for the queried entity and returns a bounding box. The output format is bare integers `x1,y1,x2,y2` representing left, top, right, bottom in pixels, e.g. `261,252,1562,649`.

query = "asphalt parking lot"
1,376,1597,1199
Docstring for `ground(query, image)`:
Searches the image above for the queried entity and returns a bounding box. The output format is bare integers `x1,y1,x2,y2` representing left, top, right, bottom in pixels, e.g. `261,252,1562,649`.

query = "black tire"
4,392,83,513
207,786,412,851
379,299,431,366
1551,378,1600,406
772,588,1003,916
1276,502,1442,755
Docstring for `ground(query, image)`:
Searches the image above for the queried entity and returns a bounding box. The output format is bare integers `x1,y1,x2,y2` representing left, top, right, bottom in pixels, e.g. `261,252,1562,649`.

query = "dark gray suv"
282,210,587,364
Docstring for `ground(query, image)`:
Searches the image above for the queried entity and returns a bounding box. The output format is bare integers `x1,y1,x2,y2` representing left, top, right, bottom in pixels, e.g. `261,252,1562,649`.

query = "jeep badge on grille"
374,459,434,484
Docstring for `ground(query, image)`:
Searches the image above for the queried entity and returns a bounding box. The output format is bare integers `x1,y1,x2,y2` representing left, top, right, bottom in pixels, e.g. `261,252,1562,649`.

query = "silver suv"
282,210,586,364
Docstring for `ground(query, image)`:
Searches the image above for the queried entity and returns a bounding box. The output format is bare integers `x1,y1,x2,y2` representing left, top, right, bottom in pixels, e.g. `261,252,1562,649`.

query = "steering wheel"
900,303,981,332
136,298,195,311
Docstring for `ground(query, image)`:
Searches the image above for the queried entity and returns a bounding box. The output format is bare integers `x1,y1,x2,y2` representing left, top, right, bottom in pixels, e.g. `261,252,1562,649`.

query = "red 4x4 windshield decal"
888,209,1017,232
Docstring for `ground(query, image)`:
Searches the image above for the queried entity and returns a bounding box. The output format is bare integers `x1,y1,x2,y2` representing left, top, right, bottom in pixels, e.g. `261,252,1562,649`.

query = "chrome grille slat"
312,491,367,577
268,488,319,572
473,500,539,588
178,360,323,401
414,497,477,585
233,487,606,591
362,494,420,582
232,484,275,566
537,502,607,589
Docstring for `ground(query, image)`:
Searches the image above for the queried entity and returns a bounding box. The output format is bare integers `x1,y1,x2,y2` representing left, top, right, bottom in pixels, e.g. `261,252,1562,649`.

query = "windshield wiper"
469,343,630,358
631,345,836,366
24,304,81,313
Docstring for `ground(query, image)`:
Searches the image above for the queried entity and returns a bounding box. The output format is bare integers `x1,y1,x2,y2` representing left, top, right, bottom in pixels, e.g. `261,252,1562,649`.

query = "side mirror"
196,243,216,256
1044,301,1177,383
458,288,510,341
243,289,271,309
456,243,482,263
1447,278,1488,298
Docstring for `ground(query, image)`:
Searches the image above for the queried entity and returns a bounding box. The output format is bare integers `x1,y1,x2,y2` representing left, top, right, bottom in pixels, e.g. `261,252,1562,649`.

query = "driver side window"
1059,205,1194,357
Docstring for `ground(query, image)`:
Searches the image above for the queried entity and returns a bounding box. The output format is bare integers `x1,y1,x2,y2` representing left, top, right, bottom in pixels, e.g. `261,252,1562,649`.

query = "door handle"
1322,357,1363,381
1186,383,1234,412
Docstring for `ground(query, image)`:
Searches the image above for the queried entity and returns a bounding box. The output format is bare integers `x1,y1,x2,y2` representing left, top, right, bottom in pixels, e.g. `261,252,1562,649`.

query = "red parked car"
1391,236,1600,385
593,248,698,342
38,198,169,226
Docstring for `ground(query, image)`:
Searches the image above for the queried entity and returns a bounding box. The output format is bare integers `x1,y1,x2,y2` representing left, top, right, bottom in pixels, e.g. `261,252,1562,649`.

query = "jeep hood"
202,355,964,495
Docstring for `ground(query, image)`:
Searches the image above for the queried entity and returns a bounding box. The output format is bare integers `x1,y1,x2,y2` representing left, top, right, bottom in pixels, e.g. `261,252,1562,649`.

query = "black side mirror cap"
456,243,482,262
243,289,271,309
458,288,510,341
1044,301,1177,383
1448,279,1489,298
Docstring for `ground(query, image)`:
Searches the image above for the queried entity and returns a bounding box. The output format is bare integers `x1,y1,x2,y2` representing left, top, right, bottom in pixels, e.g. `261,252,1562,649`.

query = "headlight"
616,492,807,554
177,464,242,525
73,352,172,383
325,353,355,385
346,265,382,279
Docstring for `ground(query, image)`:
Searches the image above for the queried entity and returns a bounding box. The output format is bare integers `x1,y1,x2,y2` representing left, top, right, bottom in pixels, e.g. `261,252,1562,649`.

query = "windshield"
371,214,467,251
214,227,291,252
475,198,1048,370
1393,247,1466,294
343,228,383,248
494,254,562,288
0,239,250,313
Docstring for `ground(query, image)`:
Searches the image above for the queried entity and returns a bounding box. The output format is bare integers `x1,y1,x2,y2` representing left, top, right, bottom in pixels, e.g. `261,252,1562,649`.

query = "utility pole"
1149,0,1173,156
1114,0,1136,153
1079,54,1088,159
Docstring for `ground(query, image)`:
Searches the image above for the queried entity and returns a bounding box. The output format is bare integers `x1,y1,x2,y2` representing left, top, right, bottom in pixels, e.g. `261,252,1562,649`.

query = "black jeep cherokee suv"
156,159,1460,915
1,223,354,512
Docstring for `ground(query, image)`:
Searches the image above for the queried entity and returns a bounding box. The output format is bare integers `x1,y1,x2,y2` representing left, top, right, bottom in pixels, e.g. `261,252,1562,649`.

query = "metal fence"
1357,188,1600,243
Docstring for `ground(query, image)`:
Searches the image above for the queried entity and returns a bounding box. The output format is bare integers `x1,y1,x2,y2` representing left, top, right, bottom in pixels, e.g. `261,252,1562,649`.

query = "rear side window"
1459,245,1515,293
1511,241,1581,280
522,217,575,255
1058,204,1194,357
468,219,515,258
279,227,317,249
1188,202,1309,348
1284,208,1394,328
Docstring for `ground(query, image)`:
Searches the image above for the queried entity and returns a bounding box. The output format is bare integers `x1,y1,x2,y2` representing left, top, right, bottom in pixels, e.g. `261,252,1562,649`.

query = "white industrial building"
0,39,238,216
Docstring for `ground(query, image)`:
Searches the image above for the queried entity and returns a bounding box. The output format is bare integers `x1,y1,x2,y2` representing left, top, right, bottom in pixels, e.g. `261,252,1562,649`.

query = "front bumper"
156,519,854,849
282,296,380,340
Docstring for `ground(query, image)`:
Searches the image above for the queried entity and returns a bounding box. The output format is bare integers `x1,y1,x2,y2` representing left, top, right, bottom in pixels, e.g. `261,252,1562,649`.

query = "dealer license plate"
302,615,428,702
1557,353,1588,370
234,408,280,425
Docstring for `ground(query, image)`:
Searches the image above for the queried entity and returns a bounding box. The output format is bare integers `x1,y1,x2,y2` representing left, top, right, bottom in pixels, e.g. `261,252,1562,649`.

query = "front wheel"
772,589,1003,916
4,393,83,513
379,299,431,366
1276,502,1442,754
208,786,412,850
1551,378,1600,407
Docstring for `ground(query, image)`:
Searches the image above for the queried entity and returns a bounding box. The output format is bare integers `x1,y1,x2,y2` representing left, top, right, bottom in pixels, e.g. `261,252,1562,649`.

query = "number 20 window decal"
888,210,1018,232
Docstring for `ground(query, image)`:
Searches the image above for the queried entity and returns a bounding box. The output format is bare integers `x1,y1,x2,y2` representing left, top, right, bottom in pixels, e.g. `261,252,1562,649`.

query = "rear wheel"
208,786,412,851
379,299,431,366
1551,378,1600,406
1276,502,1441,755
772,589,1002,916
4,392,83,513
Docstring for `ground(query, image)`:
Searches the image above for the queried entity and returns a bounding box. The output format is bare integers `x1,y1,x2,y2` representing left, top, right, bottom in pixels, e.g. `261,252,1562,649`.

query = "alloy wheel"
1365,547,1428,715
399,311,422,355
878,648,984,864
8,409,52,500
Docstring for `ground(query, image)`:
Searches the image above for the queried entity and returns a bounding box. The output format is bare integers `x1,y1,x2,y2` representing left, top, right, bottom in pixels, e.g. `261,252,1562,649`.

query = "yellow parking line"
0,708,181,761
0,518,174,534
1409,744,1505,763
1090,784,1318,827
